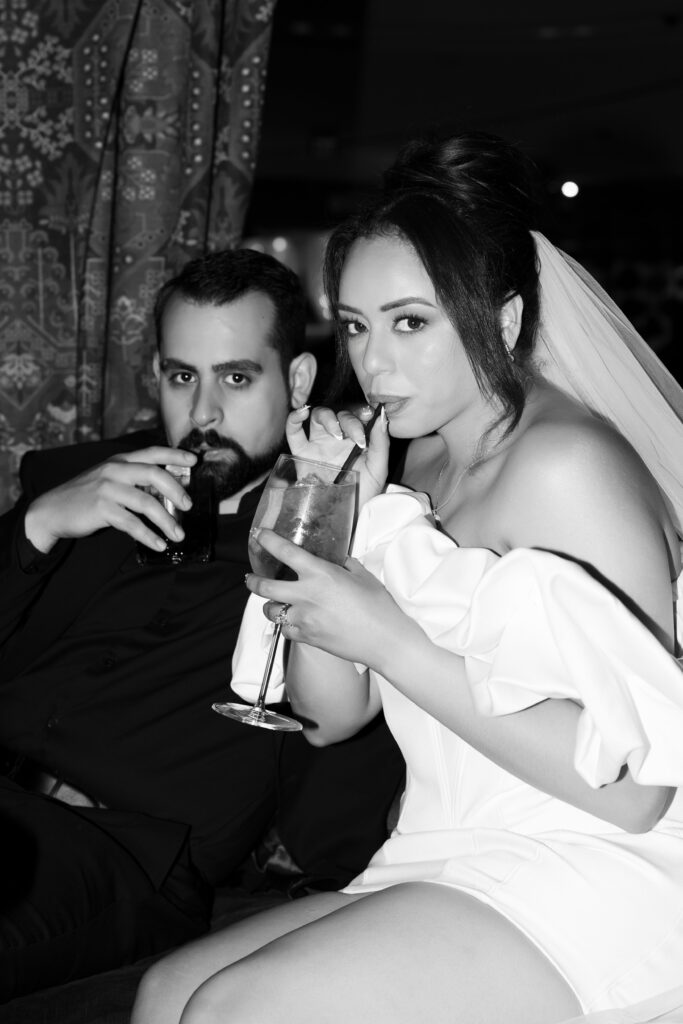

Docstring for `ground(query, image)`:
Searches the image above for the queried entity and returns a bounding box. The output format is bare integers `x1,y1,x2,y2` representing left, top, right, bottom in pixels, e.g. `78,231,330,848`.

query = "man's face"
156,292,301,504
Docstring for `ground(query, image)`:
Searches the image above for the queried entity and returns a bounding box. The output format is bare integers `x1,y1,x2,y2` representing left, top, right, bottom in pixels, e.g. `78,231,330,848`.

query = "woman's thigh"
132,890,363,1024
182,882,582,1024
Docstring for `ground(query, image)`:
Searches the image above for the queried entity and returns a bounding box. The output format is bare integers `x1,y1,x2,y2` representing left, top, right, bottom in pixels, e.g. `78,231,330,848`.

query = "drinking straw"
333,403,384,483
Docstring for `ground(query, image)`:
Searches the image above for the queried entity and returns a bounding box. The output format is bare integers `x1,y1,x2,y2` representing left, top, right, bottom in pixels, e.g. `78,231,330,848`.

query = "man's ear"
288,351,317,409
500,293,524,356
152,352,161,382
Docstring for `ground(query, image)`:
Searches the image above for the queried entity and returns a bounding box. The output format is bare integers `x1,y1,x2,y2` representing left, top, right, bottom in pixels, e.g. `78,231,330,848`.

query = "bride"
132,132,683,1024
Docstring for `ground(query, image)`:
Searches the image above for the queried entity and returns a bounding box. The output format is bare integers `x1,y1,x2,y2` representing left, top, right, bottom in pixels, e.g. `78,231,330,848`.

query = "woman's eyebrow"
379,297,437,312
336,297,436,315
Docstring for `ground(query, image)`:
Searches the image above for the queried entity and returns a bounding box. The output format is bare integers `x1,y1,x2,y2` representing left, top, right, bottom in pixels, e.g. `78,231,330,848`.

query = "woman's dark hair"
323,131,542,433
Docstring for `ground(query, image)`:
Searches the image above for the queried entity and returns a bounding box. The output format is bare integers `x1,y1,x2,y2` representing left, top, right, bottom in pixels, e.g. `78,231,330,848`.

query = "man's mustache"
178,429,242,454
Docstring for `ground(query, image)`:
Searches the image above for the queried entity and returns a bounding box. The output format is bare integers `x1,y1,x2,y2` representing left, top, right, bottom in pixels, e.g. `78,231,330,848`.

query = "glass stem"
253,622,283,710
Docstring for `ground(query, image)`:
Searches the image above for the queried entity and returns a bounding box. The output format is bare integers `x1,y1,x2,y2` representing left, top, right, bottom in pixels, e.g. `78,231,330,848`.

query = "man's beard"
178,428,284,503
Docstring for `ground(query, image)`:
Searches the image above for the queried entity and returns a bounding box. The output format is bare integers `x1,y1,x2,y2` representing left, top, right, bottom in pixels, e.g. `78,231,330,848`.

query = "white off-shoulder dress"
341,488,683,1015
231,486,683,1018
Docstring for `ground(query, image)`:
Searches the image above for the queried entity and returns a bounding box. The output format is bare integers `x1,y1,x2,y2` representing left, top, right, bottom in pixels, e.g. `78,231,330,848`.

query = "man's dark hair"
154,248,307,373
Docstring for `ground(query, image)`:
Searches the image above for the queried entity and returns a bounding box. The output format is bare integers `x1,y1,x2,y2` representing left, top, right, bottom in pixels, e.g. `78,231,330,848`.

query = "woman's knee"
132,953,188,1024
181,967,275,1024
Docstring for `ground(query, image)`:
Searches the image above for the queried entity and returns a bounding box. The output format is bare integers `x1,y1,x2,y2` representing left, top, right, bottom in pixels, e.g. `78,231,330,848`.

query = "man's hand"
24,447,198,554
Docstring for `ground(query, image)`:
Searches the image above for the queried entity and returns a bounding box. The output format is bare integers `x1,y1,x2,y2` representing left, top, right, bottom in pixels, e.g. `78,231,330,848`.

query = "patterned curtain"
0,0,276,511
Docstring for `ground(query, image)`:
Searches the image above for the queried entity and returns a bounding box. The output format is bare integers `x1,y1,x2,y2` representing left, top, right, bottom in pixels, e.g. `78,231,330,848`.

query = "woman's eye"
394,314,426,333
338,319,365,338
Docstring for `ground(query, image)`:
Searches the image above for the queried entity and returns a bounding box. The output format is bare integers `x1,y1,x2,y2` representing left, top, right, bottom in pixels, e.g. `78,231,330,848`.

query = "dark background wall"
244,0,683,381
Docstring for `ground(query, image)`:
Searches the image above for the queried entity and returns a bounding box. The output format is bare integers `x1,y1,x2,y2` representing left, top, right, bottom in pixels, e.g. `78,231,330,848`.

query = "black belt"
2,750,105,808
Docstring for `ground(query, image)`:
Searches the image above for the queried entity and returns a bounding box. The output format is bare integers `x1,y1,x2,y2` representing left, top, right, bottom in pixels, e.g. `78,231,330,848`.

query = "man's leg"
0,778,210,1002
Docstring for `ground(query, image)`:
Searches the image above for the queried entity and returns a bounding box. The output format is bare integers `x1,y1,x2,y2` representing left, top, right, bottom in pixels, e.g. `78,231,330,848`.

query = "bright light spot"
272,236,288,252
561,181,579,198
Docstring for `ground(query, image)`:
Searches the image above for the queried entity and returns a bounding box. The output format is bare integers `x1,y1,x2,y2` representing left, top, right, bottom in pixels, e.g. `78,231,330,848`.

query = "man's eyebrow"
336,297,436,315
212,359,264,374
160,358,264,374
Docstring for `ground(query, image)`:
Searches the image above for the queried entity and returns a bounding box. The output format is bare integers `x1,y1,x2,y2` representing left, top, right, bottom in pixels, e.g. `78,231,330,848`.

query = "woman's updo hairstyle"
324,131,542,433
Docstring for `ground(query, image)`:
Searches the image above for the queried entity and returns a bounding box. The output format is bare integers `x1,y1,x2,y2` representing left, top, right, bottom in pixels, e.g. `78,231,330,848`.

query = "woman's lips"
369,396,408,417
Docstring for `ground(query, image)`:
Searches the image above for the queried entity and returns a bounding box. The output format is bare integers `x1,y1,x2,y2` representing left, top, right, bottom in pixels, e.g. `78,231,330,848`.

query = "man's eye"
169,371,195,385
394,314,426,333
226,373,250,387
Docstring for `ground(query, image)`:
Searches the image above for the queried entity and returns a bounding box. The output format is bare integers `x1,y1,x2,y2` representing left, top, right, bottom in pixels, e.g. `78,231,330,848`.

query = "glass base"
211,701,303,732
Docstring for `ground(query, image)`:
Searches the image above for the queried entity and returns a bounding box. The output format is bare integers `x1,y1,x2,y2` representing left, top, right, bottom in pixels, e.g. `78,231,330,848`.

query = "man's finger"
116,447,197,467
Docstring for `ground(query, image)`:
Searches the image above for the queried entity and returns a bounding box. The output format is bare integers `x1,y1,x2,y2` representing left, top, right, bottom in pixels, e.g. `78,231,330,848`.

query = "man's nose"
190,383,223,427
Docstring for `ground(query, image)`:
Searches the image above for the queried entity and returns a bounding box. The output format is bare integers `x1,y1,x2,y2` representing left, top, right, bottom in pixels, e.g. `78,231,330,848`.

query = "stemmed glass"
212,454,359,732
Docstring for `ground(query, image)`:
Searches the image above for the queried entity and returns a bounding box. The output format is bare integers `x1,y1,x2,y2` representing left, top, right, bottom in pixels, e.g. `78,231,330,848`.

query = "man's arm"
24,446,196,554
0,439,196,651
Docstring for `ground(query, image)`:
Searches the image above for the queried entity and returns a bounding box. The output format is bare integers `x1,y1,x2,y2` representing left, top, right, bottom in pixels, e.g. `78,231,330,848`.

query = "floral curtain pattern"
0,0,276,511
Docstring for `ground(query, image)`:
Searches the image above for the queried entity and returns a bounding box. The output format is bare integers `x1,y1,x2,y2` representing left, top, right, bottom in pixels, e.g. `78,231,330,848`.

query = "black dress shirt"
0,483,286,886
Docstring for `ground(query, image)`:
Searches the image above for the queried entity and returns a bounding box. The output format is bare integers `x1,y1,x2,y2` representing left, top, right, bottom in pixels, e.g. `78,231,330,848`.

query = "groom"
0,248,404,1001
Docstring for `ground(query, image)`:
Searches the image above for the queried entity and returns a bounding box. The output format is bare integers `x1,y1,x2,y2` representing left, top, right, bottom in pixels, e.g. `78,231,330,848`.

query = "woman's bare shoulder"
494,385,675,559
493,391,678,644
506,388,664,513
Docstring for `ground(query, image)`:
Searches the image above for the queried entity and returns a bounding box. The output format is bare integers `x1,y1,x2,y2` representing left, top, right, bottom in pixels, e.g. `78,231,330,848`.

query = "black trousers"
0,778,212,1003
0,714,404,1003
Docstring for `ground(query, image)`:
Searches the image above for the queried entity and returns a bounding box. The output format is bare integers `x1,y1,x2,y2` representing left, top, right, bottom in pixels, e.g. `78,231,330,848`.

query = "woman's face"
336,233,485,439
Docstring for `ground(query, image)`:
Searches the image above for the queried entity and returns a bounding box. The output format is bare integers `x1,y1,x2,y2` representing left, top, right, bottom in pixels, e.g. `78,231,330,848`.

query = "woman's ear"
500,294,524,356
288,351,317,409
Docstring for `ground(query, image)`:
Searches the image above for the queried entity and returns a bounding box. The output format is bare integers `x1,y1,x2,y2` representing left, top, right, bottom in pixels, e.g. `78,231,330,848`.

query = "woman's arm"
250,516,673,834
284,642,382,745
368,611,673,834
248,414,677,832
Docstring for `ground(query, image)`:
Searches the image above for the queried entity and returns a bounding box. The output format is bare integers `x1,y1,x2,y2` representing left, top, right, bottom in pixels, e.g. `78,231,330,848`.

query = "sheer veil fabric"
532,232,683,540
501,235,683,1023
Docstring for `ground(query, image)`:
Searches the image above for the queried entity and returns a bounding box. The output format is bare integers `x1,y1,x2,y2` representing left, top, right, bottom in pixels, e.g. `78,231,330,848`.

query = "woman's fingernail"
295,404,310,416
381,406,388,430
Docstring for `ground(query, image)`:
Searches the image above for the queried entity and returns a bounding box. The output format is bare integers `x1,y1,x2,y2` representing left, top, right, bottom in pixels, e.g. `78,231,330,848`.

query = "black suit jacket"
0,431,173,682
0,432,407,893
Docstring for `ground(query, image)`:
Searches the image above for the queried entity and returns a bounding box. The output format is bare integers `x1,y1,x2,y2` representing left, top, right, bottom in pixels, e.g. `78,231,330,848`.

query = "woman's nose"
361,328,393,376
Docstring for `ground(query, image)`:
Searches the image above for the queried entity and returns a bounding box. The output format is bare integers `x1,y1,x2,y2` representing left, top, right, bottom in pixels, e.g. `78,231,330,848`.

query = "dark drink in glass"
137,464,215,566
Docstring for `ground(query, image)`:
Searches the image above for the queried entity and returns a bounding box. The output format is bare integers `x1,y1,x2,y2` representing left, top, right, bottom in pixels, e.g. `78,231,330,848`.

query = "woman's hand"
245,528,405,671
286,404,390,508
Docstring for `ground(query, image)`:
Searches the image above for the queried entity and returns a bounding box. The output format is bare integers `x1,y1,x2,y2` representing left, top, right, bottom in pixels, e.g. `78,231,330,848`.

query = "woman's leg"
131,890,364,1024
180,882,582,1024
